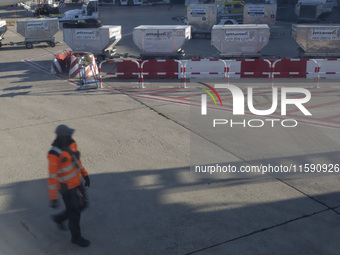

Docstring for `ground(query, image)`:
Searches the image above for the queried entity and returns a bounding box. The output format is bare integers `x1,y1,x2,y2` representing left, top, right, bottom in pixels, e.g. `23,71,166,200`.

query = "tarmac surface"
0,4,340,255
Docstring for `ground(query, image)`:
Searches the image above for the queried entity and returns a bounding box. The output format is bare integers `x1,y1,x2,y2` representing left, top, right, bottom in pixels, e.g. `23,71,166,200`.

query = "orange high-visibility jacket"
47,142,88,200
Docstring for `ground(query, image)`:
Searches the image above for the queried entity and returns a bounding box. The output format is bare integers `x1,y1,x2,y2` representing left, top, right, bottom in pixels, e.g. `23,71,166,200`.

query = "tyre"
26,42,33,49
205,33,211,39
49,42,56,47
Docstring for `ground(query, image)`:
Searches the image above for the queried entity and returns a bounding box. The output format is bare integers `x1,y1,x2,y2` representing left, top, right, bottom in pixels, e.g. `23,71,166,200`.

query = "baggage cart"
133,25,191,59
292,24,340,57
16,18,59,49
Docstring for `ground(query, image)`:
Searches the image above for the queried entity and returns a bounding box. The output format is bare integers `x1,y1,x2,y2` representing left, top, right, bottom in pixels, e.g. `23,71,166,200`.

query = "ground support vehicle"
0,20,7,47
33,3,60,17
59,0,99,22
186,4,243,39
295,0,338,22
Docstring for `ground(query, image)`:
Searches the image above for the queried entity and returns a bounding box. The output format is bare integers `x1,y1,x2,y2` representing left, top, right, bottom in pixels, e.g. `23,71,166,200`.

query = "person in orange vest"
47,124,91,247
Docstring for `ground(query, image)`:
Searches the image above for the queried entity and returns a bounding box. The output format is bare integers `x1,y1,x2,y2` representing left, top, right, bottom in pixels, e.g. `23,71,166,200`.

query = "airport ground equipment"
295,0,338,22
33,3,59,17
211,24,270,58
292,24,340,58
16,18,59,49
77,53,99,90
243,4,277,27
63,25,121,60
0,20,7,47
187,4,218,39
133,25,191,59
186,3,275,39
59,0,99,22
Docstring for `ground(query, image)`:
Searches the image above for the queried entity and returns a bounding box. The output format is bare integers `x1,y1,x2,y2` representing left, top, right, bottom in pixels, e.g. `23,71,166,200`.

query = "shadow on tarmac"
1,152,340,255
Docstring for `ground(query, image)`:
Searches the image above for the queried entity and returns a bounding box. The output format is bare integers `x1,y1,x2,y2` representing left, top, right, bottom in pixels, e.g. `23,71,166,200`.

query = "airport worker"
47,124,91,247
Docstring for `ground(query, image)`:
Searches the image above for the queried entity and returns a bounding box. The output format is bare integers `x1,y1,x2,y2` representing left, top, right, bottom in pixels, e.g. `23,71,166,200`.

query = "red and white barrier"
99,59,140,88
51,53,69,74
69,53,98,79
97,58,340,89
140,59,183,88
180,59,241,79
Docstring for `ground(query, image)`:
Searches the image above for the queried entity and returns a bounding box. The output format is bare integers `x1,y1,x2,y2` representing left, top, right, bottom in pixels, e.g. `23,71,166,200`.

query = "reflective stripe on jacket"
47,142,88,200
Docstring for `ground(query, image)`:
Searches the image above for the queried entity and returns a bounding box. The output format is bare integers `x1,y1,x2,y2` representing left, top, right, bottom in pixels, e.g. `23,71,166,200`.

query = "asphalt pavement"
0,4,340,255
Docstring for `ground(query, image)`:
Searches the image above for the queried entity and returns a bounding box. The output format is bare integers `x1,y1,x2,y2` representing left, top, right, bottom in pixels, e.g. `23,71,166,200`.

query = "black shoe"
71,236,91,247
51,215,67,231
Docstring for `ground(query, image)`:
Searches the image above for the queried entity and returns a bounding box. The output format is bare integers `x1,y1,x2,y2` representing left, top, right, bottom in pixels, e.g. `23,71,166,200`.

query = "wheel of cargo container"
49,42,56,47
26,42,33,49
205,33,211,39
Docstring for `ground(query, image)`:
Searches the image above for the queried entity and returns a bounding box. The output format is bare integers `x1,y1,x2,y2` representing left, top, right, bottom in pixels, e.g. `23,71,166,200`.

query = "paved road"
0,4,340,255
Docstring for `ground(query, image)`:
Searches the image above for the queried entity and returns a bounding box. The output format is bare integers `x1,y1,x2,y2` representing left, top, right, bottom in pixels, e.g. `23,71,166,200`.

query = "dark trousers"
56,185,87,238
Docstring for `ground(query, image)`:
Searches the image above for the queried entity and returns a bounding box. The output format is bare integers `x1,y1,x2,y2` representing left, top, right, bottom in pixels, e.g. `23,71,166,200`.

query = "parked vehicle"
295,0,338,22
59,0,99,22
0,20,7,48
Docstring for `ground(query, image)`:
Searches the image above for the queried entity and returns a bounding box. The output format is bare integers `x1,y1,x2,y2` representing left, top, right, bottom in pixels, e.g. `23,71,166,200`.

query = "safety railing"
140,59,184,88
98,58,339,89
271,59,319,88
98,59,141,88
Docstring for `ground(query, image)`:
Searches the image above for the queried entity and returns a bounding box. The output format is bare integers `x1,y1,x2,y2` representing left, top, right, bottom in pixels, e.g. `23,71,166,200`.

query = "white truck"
295,0,338,22
59,0,99,22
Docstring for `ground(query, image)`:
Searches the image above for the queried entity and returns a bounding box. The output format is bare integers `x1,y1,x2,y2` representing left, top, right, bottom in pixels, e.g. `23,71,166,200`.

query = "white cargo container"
243,4,277,27
292,24,340,57
17,18,59,39
133,25,191,58
16,18,59,48
63,25,121,58
295,0,337,22
211,24,270,58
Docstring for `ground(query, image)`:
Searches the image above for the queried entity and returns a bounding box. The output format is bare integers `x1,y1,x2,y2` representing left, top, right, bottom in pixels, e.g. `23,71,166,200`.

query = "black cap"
55,124,75,137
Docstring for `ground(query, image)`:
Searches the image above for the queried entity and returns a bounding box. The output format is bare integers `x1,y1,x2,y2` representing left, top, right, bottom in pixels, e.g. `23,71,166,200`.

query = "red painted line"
176,95,193,99
23,58,80,87
22,59,50,73
319,114,340,121
286,100,340,114
121,93,340,130
23,52,54,61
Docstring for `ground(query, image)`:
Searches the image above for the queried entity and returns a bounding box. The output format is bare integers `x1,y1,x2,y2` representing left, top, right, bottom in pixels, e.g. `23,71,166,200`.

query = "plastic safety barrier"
99,59,140,88
140,59,184,88
97,58,339,89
